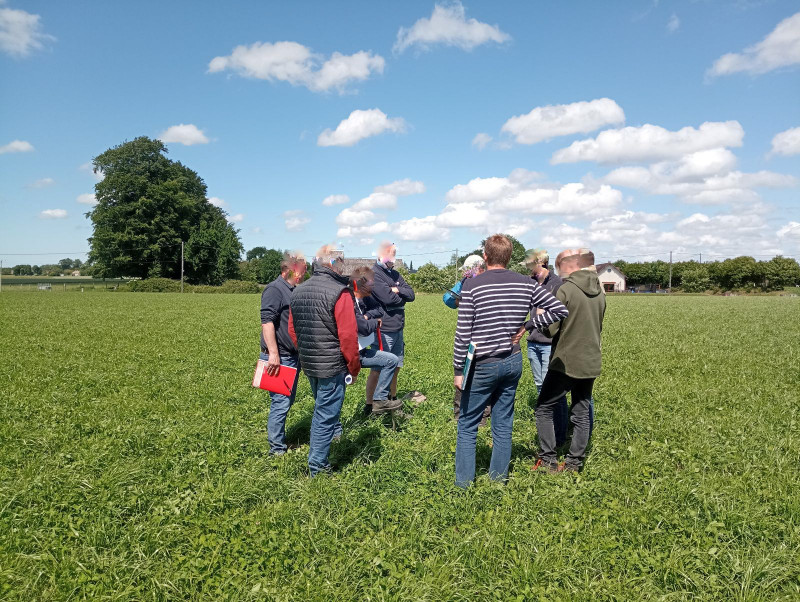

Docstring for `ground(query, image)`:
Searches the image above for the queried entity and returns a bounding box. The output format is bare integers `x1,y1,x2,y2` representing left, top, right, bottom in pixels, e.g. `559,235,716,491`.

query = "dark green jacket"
545,269,606,379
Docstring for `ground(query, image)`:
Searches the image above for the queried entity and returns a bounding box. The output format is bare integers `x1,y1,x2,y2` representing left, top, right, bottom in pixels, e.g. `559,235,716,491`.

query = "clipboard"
252,360,300,396
462,342,477,389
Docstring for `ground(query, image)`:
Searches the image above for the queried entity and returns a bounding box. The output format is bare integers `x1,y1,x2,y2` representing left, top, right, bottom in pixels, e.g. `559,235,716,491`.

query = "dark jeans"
455,353,523,488
259,352,299,456
535,370,594,470
453,387,492,421
307,373,347,476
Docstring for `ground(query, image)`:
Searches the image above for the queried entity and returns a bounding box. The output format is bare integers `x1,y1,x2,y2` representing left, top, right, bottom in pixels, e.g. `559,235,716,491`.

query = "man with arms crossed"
366,242,415,414
531,248,606,473
260,252,307,456
453,234,568,488
288,246,361,476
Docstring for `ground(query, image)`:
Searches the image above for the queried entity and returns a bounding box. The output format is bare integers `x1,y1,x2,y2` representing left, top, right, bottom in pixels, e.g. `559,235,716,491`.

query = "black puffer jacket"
291,266,354,378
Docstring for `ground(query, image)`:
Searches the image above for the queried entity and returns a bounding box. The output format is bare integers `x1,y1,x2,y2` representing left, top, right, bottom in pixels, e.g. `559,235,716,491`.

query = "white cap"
461,254,484,270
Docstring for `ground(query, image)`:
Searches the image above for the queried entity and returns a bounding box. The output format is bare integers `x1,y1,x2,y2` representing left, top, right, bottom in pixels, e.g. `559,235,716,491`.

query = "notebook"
252,360,300,396
462,342,477,389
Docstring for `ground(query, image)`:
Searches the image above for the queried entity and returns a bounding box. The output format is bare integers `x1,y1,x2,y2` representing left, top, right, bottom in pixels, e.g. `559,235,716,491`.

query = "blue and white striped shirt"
453,269,569,372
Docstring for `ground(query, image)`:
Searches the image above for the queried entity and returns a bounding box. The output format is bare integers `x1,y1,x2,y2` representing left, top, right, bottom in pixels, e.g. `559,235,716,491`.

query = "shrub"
121,278,183,293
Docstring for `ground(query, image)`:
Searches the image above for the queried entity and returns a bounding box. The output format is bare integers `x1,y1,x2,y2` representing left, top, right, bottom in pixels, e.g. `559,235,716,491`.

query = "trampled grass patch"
1,292,798,600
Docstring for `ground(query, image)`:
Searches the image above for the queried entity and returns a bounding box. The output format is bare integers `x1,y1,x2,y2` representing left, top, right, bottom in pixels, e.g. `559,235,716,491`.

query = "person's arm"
363,302,385,320
287,309,297,348
396,273,415,302
334,294,361,379
524,283,569,332
260,286,282,374
261,323,281,375
544,288,569,338
371,272,404,306
453,287,474,388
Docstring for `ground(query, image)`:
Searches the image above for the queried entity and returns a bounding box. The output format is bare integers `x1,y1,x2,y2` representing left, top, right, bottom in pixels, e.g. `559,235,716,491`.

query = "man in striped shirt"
453,234,568,488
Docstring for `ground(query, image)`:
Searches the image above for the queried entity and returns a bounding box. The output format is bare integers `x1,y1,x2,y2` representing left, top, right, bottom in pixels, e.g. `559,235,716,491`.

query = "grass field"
1,292,799,600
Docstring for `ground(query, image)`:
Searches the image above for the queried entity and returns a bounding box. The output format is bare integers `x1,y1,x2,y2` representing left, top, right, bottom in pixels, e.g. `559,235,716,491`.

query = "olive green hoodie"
544,269,606,379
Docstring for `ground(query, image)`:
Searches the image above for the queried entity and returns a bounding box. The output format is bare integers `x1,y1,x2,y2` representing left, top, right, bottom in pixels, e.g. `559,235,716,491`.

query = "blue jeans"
307,373,347,476
378,330,404,367
260,352,299,456
455,352,523,488
360,348,399,400
528,343,594,439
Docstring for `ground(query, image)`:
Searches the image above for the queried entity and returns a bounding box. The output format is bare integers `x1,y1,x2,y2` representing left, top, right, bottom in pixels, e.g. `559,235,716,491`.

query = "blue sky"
1,0,799,268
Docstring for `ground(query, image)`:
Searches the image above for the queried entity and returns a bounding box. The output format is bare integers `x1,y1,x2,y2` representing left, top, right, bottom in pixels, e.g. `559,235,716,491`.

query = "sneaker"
372,398,402,414
532,458,559,474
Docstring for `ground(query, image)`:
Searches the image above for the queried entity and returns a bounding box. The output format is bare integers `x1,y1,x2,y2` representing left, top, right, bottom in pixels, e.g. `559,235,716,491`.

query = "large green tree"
86,137,242,284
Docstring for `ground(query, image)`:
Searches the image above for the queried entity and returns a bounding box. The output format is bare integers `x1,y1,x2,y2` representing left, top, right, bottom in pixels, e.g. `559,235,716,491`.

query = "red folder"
252,360,299,396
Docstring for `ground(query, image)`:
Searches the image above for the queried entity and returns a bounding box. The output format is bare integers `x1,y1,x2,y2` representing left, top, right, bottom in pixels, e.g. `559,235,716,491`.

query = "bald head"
555,248,595,277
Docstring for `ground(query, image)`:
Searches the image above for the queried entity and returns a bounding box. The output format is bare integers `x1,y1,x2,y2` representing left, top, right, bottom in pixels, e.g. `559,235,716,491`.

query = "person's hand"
377,318,382,328
511,325,527,345
391,286,400,294
454,374,463,391
536,308,545,315
266,354,281,376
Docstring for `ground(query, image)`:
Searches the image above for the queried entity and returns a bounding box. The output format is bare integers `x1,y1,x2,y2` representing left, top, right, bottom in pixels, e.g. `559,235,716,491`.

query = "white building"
595,263,626,292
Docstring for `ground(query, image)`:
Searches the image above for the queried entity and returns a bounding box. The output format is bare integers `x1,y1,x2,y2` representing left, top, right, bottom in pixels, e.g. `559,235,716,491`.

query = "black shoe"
361,404,373,417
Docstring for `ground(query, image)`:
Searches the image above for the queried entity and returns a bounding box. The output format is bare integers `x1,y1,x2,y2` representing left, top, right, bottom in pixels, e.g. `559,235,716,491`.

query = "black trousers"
535,370,595,469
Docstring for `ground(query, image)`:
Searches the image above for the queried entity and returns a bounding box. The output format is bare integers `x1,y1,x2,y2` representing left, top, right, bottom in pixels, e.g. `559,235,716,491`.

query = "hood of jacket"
565,269,602,297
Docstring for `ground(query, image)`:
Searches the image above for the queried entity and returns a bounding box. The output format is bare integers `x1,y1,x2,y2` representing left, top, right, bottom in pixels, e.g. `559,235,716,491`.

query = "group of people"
259,235,606,485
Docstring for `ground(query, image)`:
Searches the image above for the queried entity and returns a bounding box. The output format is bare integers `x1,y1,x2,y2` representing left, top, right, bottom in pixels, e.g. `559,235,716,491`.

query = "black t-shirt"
260,277,297,356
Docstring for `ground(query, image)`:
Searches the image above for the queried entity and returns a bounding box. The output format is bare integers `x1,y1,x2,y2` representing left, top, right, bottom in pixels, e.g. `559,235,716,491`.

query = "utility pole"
180,241,184,293
699,252,702,264
668,250,673,291
0,260,3,293
454,248,458,283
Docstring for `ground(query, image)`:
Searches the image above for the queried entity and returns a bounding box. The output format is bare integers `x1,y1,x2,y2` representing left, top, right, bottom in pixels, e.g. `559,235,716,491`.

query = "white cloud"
283,210,310,232
374,178,425,196
435,202,492,228
352,192,398,211
30,177,54,188
322,194,350,206
208,41,384,93
393,216,450,241
501,98,625,145
777,221,800,239
394,2,510,53
0,4,54,57
208,196,227,208
76,193,97,206
228,213,244,223
709,12,800,76
0,139,34,154
769,126,800,157
318,108,405,147
336,221,390,239
39,209,67,219
158,124,210,146
604,149,797,204
472,133,492,149
667,14,680,34
552,121,744,164
445,176,517,204
335,207,377,227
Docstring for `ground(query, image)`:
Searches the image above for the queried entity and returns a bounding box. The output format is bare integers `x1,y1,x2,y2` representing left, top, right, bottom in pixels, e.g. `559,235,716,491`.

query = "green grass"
1,292,798,600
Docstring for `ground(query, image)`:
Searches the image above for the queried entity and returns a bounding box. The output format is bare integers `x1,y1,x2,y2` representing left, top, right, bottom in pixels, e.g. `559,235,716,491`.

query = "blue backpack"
442,279,463,309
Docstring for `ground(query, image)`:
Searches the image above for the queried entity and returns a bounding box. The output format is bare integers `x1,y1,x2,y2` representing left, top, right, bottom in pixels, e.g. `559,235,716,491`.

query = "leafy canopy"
86,137,242,284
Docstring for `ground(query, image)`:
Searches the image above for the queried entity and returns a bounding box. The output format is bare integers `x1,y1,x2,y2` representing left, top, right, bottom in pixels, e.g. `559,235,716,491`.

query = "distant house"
71,270,81,277
341,257,405,276
595,263,626,292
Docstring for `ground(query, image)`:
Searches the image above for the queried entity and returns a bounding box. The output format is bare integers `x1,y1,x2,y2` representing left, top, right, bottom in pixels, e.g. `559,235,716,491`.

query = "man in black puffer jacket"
288,245,361,476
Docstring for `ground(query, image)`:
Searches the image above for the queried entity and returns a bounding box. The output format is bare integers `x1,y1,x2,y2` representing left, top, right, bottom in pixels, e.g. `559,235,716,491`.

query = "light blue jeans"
360,348,399,400
260,352,299,456
455,352,523,488
528,343,594,439
307,373,347,476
